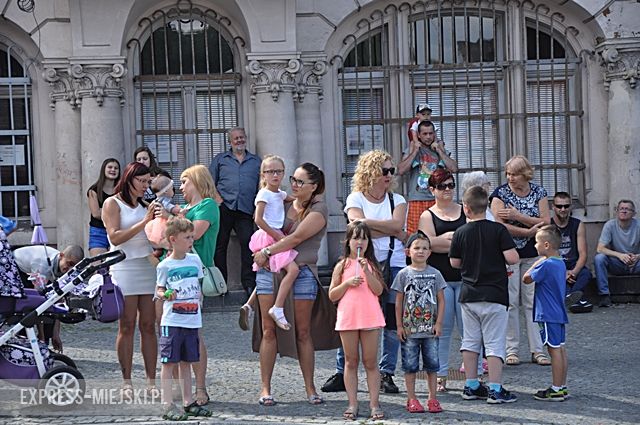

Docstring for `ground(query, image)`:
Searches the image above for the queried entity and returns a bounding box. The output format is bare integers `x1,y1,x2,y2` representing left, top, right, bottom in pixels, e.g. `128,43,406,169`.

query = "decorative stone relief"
43,63,127,108
69,63,127,106
597,40,640,90
294,60,328,103
42,67,80,109
247,59,302,102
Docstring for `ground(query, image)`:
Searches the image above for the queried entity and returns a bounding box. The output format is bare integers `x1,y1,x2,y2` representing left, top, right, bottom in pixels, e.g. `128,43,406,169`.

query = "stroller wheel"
51,352,77,369
38,366,85,408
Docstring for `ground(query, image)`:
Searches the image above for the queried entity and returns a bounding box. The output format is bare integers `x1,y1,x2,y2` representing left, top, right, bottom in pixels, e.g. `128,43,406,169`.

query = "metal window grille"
0,44,34,219
336,2,585,205
127,4,241,203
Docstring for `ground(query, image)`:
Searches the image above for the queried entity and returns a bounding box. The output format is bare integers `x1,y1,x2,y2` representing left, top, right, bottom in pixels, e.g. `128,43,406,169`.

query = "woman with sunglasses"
418,168,482,391
490,155,550,367
252,162,339,407
322,150,407,399
102,161,158,397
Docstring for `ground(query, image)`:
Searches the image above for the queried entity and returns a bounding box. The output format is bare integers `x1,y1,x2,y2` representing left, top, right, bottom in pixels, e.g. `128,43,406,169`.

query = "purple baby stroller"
0,250,125,408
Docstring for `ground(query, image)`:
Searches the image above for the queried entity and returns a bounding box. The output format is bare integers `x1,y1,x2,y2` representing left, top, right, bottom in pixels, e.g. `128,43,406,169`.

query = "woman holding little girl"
252,161,338,407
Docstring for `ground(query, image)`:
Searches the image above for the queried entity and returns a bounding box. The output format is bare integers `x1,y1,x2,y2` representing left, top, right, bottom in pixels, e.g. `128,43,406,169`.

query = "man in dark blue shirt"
209,127,261,297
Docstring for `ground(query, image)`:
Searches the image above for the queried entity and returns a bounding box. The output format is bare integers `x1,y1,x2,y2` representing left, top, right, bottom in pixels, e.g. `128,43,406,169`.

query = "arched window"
128,6,241,184
0,44,34,219
337,2,585,203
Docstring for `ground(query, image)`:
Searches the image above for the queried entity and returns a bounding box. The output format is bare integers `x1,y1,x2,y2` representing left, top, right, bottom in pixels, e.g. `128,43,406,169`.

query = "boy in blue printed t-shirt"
156,217,212,420
523,224,570,402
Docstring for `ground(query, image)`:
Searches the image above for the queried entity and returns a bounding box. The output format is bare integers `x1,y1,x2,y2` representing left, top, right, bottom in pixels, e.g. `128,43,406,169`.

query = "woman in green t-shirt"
179,164,220,405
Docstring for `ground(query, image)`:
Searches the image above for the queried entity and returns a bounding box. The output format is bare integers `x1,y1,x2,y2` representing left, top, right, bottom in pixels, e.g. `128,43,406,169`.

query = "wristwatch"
262,247,272,257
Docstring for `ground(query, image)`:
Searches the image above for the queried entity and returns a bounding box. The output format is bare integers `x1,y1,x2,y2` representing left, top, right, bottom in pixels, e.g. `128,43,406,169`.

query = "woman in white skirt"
102,161,157,395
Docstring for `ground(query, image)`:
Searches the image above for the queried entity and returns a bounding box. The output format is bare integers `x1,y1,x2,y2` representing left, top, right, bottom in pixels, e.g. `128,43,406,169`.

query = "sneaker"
564,291,583,308
320,373,345,392
561,388,570,398
599,294,612,307
462,384,489,400
380,372,399,394
534,387,566,402
487,387,517,404
569,300,593,314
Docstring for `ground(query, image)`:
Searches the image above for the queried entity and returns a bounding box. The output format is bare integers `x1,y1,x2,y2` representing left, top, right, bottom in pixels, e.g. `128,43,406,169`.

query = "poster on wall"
346,125,384,155
0,145,25,166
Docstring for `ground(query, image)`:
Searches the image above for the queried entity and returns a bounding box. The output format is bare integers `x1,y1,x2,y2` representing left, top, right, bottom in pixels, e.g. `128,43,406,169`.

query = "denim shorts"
255,266,318,300
88,226,109,250
401,336,439,373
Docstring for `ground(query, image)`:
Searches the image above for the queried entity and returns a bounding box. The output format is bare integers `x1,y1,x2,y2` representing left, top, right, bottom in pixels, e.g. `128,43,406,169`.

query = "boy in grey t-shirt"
392,231,446,413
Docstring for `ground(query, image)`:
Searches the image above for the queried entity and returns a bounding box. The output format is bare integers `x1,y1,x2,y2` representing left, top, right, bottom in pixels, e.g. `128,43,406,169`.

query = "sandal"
258,395,276,406
506,353,520,366
437,377,448,392
406,398,425,413
194,387,210,406
145,385,161,401
343,405,359,420
162,403,189,421
184,400,213,417
532,352,551,366
427,398,443,413
121,383,134,400
370,406,385,420
238,304,253,331
268,306,291,331
307,393,324,405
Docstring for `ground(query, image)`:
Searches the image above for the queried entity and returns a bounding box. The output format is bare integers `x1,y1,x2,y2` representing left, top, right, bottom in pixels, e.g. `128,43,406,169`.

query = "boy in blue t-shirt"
156,217,212,420
523,225,569,402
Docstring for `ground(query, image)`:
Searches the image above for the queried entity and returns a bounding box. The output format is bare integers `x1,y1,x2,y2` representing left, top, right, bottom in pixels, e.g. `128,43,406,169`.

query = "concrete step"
583,275,640,304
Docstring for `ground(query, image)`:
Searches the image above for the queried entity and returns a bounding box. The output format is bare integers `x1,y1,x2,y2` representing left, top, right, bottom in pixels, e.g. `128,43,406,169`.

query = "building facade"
1,0,639,289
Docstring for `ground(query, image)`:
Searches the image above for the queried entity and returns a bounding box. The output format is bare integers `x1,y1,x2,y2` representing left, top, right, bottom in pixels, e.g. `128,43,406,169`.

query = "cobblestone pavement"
0,302,638,424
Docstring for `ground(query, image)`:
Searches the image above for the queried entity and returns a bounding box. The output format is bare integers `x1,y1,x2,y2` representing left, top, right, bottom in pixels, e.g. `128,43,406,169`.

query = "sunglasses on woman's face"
382,167,396,176
435,182,456,190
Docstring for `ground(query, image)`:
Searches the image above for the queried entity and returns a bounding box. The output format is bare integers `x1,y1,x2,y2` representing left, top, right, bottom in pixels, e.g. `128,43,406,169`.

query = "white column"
72,62,127,249
248,58,301,178
597,40,640,207
294,58,329,266
43,67,83,248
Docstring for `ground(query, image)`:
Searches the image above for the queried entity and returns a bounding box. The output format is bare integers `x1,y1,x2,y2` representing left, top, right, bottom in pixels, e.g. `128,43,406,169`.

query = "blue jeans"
437,281,482,376
594,253,640,295
566,265,592,295
336,266,402,375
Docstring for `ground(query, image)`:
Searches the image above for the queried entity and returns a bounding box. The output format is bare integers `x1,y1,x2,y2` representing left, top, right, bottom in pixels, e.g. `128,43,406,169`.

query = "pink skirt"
249,229,297,273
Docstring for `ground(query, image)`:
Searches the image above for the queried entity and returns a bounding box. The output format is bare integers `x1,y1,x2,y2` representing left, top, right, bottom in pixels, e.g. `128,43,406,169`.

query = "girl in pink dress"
249,155,299,331
329,221,386,421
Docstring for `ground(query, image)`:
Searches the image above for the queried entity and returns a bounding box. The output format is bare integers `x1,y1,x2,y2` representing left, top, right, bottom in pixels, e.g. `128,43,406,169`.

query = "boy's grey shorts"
460,302,508,362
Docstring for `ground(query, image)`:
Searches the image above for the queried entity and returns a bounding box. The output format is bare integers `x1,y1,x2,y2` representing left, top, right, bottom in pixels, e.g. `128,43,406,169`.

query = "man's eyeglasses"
382,167,395,176
554,204,571,210
617,207,635,213
435,182,455,190
134,176,151,185
263,169,284,176
289,176,312,187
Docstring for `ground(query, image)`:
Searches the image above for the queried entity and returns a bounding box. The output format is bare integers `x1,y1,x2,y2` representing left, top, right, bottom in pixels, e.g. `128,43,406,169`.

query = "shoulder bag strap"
387,192,395,263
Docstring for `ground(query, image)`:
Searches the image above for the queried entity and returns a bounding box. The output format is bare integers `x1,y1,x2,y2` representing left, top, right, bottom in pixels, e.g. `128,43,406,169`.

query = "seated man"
13,244,84,351
594,200,640,307
550,192,593,312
